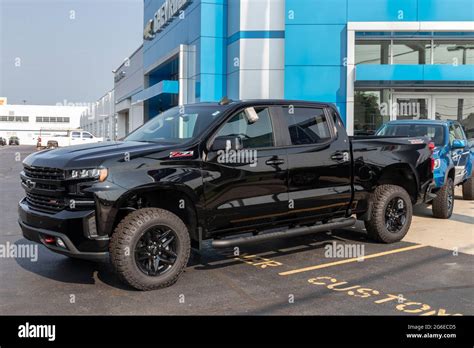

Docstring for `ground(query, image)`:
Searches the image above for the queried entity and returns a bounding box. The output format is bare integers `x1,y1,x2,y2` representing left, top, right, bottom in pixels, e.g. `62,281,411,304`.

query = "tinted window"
377,124,445,146
71,132,80,138
82,132,93,139
215,108,274,148
125,105,227,144
284,107,331,145
449,124,465,143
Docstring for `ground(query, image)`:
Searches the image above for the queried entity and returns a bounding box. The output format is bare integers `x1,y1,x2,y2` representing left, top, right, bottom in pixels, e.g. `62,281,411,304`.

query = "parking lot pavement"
0,146,473,315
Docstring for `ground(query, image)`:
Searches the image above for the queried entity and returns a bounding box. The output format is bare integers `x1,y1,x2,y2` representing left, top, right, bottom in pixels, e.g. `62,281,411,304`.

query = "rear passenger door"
282,106,352,220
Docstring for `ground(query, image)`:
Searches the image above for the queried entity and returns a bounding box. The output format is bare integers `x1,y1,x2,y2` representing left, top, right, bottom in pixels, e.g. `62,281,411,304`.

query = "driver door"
202,107,289,233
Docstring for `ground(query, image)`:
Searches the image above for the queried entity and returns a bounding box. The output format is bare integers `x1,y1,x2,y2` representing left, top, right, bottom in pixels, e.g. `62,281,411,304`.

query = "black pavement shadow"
13,238,136,291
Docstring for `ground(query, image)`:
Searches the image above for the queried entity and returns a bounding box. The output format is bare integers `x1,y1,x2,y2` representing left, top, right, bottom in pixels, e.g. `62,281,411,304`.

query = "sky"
0,0,143,105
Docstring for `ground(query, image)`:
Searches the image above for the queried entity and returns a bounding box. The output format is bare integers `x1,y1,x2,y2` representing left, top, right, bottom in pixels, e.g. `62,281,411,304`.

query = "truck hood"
23,141,175,169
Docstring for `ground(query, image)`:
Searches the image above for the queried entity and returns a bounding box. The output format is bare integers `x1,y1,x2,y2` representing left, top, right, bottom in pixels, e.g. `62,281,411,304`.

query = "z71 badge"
169,151,194,158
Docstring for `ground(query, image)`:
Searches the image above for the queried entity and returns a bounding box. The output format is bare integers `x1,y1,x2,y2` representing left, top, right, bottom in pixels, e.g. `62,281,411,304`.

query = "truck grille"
25,192,66,212
23,166,64,180
22,165,66,213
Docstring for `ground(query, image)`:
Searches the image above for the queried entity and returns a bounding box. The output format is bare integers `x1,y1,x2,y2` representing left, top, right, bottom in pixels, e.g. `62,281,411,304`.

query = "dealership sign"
143,0,191,40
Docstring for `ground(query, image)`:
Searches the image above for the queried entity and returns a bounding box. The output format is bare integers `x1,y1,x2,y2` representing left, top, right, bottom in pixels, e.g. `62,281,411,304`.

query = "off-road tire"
110,208,190,291
462,176,474,200
364,184,413,243
432,178,454,219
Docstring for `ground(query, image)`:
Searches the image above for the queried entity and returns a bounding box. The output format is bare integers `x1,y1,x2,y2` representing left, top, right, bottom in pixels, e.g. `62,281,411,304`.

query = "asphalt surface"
0,145,473,315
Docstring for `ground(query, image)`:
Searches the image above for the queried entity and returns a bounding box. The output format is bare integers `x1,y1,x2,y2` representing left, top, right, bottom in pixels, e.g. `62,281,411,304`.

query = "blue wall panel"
285,25,346,66
418,0,474,21
285,66,347,103
347,0,418,21
285,0,347,24
356,65,474,82
199,0,227,101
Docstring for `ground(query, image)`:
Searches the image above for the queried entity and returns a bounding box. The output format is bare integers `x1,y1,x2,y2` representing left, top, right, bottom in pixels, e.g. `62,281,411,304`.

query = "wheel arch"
111,184,201,243
376,163,419,203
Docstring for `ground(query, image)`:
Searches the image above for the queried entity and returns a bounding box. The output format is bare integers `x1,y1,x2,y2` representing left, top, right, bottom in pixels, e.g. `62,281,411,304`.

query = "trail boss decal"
169,151,194,159
408,139,425,145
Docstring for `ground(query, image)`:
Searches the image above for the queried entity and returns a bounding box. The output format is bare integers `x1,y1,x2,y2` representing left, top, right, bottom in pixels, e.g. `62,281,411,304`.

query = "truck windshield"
376,124,445,146
125,105,226,144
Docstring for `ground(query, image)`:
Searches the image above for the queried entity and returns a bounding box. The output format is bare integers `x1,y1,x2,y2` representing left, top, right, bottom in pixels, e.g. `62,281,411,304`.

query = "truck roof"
190,99,335,108
384,119,456,126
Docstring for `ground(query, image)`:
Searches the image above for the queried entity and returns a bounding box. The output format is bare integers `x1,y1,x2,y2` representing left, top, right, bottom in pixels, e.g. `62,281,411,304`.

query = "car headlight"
67,168,108,182
433,159,441,170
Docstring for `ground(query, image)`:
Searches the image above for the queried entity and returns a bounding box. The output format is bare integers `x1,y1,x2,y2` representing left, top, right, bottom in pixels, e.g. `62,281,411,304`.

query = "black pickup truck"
19,100,433,290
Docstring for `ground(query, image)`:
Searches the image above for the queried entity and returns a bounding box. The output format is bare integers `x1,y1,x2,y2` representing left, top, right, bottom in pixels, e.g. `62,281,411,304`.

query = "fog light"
44,236,56,244
56,238,66,249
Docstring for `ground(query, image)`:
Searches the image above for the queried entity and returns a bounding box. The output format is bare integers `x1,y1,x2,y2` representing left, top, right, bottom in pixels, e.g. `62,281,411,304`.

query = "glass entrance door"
393,94,431,120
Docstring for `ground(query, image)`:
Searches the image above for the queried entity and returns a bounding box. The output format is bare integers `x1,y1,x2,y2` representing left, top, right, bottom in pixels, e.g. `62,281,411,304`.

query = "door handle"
331,152,349,162
266,158,285,166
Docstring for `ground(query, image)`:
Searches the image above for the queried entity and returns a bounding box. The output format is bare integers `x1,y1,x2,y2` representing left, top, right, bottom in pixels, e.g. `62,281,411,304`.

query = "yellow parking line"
279,244,427,276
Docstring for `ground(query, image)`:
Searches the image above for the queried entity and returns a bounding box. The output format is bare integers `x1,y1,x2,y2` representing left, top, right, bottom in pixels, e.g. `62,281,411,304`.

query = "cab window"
215,108,274,148
283,107,331,145
449,124,464,144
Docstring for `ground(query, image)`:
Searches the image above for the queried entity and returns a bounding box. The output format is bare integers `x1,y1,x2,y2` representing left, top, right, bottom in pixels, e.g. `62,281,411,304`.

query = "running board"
211,217,356,249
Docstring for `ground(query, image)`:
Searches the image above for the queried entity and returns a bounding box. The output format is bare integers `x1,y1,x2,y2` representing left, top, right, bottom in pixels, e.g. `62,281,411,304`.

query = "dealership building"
113,0,474,137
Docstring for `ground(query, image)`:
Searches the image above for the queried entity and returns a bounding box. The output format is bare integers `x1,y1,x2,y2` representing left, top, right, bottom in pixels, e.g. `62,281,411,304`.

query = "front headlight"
433,159,441,170
67,168,108,182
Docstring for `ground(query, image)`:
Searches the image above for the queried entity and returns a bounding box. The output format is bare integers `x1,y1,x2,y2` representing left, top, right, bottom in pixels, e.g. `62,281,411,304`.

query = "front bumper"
18,199,109,261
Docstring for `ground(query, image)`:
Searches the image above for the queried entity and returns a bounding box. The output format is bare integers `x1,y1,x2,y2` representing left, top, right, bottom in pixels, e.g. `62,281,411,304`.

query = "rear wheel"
432,178,454,219
364,185,413,243
462,177,474,200
110,208,190,290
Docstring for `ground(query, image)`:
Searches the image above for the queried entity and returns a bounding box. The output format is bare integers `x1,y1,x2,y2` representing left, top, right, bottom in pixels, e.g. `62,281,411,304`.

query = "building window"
392,40,431,65
356,38,473,65
354,90,390,135
355,40,390,64
433,40,474,65
36,116,70,123
0,115,28,122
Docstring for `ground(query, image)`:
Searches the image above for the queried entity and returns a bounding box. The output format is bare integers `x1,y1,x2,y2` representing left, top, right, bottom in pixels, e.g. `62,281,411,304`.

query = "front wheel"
432,178,454,219
110,208,190,291
364,185,413,243
462,177,474,200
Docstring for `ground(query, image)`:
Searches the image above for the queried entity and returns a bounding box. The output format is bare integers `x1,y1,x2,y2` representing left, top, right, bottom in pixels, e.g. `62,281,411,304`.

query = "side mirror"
244,107,259,124
452,139,467,149
211,136,242,152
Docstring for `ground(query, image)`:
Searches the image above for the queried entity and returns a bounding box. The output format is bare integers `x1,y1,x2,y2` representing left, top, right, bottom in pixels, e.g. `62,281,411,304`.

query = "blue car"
376,120,473,219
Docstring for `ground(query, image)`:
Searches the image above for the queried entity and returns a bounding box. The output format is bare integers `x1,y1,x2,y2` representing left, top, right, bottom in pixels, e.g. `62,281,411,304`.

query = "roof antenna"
218,96,232,106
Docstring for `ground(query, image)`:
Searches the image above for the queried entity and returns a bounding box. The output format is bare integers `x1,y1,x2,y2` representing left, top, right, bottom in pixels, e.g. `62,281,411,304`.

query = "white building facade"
0,104,87,145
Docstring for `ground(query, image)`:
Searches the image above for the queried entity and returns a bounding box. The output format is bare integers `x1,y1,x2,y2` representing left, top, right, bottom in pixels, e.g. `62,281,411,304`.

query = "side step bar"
211,217,356,249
